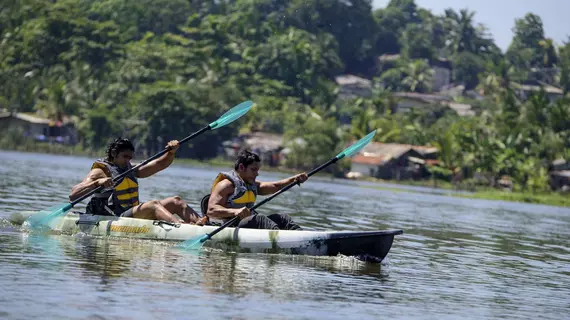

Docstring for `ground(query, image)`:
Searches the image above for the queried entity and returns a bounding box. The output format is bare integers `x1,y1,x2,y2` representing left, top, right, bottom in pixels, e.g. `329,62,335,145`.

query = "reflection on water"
1,150,570,319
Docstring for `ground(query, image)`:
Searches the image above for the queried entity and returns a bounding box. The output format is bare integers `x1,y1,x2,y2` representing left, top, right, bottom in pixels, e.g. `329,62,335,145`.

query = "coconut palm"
401,59,434,93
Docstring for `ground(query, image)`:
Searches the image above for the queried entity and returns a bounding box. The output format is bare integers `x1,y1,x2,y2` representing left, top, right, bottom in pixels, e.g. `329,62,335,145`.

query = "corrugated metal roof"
335,74,372,87
551,170,570,178
378,54,401,62
446,102,475,116
352,154,388,165
360,142,438,158
517,84,564,95
0,112,51,124
393,92,452,102
243,132,284,152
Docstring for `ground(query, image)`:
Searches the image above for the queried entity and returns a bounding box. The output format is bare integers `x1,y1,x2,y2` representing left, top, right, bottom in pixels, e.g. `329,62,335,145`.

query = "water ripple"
1,150,570,319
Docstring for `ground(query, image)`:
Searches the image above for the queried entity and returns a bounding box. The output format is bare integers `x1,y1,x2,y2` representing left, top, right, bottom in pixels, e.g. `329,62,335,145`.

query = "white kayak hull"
9,211,403,263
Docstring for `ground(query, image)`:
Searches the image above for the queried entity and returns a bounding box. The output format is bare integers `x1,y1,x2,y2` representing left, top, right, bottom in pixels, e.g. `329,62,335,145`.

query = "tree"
558,40,570,93
287,0,378,75
453,52,486,90
252,28,343,105
284,117,344,170
507,13,548,69
88,0,193,40
399,23,435,61
401,59,434,93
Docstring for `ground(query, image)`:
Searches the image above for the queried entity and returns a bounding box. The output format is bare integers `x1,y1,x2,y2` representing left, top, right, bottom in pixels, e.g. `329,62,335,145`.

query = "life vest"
85,159,140,216
207,170,258,225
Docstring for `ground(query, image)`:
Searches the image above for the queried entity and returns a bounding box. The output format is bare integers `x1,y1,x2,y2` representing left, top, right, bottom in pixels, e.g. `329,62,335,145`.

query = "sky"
372,0,570,52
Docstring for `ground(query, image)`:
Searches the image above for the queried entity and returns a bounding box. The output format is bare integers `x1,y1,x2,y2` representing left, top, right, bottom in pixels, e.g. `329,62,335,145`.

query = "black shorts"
118,202,144,218
119,207,134,217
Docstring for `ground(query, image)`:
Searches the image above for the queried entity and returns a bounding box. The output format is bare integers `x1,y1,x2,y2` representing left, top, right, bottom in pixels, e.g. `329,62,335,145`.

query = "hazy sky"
372,0,570,52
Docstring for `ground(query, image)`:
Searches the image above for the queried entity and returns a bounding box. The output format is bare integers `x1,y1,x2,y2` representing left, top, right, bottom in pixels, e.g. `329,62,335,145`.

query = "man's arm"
136,140,179,179
69,168,112,201
257,172,308,196
207,180,250,220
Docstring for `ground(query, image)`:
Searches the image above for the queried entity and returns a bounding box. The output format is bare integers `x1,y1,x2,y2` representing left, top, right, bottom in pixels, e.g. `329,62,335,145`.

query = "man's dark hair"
106,137,135,161
235,150,260,170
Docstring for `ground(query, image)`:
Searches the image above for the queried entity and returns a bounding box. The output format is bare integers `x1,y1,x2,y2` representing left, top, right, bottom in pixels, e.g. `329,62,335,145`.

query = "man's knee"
239,215,278,229
148,199,161,210
267,213,300,230
171,196,185,207
161,196,185,208
268,213,291,222
253,215,279,229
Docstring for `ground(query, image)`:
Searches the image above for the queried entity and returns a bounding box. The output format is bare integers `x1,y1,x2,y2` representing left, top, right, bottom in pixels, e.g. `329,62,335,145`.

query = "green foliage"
559,40,570,93
506,13,557,70
283,117,344,171
0,0,568,196
453,52,486,90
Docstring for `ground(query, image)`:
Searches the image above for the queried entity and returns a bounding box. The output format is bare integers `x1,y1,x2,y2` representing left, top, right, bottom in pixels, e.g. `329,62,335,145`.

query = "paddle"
178,129,377,250
25,100,255,231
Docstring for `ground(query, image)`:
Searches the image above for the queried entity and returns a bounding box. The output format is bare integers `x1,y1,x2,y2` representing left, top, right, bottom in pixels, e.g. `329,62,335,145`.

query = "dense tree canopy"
1,0,568,191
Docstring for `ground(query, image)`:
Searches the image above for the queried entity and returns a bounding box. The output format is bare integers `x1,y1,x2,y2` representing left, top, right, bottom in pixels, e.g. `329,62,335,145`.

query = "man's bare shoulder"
213,178,234,194
87,167,108,179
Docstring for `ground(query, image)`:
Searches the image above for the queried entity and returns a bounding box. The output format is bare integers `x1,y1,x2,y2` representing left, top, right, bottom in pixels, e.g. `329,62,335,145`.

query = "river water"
0,150,569,319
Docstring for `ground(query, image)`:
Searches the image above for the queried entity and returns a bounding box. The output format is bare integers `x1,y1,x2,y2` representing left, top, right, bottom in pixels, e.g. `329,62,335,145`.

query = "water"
1,150,569,319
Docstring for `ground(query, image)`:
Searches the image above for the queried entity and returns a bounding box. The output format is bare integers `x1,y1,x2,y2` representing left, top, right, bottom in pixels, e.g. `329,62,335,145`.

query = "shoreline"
2,146,568,208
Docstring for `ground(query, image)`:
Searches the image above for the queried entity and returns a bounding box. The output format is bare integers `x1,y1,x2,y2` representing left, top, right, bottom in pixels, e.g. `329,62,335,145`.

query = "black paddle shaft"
70,125,211,206
203,157,339,241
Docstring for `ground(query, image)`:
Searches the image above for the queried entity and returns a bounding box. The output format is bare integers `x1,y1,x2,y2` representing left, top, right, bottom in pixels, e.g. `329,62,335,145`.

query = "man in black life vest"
69,137,201,224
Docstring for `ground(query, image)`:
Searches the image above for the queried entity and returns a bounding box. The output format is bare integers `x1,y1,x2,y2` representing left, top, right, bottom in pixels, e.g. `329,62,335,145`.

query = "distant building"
377,54,401,74
550,171,570,191
549,159,570,191
221,131,285,167
392,92,475,116
0,111,78,145
335,74,373,100
431,58,452,92
513,80,564,103
349,142,439,180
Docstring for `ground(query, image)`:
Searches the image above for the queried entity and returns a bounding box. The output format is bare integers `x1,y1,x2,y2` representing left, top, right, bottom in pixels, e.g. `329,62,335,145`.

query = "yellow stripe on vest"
233,190,256,204
116,177,138,191
117,192,139,201
114,177,139,204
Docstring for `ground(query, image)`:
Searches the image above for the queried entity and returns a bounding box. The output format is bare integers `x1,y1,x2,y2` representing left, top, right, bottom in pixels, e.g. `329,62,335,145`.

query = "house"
551,159,570,171
335,74,373,100
549,159,570,191
221,131,285,167
550,171,570,191
392,92,450,113
513,80,564,103
349,142,439,180
392,92,475,116
0,111,78,145
431,58,452,92
377,54,401,74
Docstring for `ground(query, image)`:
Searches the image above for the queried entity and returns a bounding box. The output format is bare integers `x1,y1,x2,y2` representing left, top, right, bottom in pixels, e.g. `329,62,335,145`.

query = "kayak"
9,211,403,263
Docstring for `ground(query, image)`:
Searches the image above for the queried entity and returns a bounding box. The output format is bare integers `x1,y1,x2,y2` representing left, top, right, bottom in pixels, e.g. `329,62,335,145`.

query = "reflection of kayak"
9,211,403,263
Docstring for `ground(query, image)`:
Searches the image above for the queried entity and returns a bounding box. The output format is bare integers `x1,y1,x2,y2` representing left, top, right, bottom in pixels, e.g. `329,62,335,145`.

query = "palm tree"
401,59,434,93
444,9,479,54
538,38,558,68
477,59,520,103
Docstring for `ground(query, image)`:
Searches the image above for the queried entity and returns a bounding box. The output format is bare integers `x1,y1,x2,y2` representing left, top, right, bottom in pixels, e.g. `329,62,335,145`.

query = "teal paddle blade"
336,129,377,160
25,203,72,231
177,234,209,251
209,100,254,130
